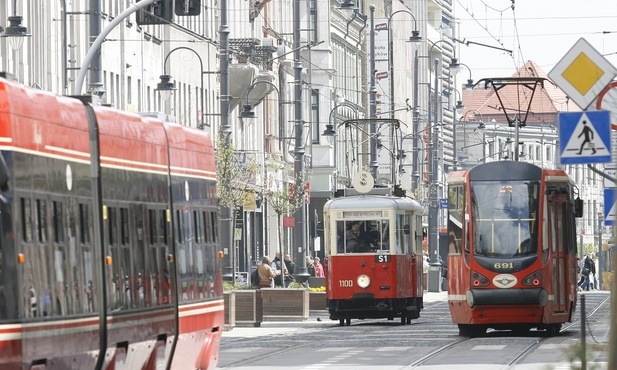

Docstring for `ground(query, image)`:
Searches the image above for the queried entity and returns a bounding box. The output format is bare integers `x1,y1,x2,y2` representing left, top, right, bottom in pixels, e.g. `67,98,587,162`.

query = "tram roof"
324,195,423,212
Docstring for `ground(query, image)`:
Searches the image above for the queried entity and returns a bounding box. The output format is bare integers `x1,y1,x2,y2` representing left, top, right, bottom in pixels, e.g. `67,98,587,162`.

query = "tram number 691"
339,280,354,287
494,262,513,269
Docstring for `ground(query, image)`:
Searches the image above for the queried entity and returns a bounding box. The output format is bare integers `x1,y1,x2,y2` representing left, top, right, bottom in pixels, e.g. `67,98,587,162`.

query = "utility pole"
219,0,233,280
368,5,378,183
428,58,441,292
412,50,420,191
293,0,308,282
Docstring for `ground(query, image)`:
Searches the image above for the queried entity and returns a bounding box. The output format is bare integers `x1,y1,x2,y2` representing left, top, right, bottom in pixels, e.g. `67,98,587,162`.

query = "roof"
461,60,581,126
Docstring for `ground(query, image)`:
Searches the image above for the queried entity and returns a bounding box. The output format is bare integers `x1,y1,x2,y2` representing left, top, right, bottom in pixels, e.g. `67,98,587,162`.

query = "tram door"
548,194,568,312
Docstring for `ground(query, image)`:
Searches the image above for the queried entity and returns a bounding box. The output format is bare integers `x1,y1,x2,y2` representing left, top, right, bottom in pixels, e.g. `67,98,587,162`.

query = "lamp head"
322,124,335,137
455,100,464,112
338,0,358,19
448,57,460,74
240,104,256,119
408,30,422,43
1,16,31,51
155,75,176,101
465,78,475,92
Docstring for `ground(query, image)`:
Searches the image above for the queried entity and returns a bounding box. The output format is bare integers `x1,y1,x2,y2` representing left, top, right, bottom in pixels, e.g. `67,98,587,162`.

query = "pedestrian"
591,252,599,290
306,256,316,277
257,256,278,288
271,252,284,286
580,253,596,291
313,257,325,277
283,254,295,287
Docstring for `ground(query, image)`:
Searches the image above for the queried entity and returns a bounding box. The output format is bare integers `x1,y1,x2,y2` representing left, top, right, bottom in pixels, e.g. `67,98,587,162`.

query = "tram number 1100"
339,280,354,287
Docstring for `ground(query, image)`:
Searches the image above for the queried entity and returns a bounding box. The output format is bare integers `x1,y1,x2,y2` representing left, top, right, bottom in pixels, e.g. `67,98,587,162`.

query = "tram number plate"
375,255,390,263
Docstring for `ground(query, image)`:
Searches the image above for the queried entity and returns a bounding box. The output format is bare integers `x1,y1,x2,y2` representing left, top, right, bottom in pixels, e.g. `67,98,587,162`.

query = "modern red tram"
446,161,581,336
323,193,425,325
0,76,222,369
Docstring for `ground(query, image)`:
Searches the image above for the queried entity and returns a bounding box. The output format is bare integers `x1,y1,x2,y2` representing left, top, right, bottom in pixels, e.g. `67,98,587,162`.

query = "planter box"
223,291,236,330
309,292,327,311
261,288,309,321
233,290,263,327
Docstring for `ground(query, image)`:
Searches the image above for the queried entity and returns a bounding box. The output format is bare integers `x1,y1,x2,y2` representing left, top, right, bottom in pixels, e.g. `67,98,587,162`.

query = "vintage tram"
323,179,425,325
0,76,222,369
446,161,581,336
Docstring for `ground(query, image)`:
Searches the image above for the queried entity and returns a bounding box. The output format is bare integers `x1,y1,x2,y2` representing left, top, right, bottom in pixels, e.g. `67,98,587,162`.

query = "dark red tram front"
447,161,581,336
323,195,424,325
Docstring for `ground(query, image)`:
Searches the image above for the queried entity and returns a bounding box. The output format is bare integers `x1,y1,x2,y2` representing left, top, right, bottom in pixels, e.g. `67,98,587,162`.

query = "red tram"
0,76,222,369
323,190,425,325
446,161,581,336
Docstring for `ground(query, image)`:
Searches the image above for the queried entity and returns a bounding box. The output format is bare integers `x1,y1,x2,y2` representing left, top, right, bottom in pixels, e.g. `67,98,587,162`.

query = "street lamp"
322,101,361,194
451,89,464,171
237,79,282,282
157,46,210,128
425,38,460,292
1,1,31,51
388,9,421,119
459,63,474,91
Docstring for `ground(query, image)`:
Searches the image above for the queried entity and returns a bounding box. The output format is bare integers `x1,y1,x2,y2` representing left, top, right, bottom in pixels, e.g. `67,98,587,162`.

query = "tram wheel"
545,324,561,337
458,324,486,337
345,318,351,326
339,319,344,326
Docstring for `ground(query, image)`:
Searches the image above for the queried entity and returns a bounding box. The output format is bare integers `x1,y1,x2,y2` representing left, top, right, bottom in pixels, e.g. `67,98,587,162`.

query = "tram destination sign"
343,211,383,218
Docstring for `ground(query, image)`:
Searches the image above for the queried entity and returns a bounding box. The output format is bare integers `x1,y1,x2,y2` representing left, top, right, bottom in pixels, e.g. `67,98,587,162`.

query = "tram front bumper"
467,288,548,308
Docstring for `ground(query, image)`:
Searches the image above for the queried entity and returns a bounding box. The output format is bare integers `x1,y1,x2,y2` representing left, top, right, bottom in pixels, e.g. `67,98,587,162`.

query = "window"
311,89,320,144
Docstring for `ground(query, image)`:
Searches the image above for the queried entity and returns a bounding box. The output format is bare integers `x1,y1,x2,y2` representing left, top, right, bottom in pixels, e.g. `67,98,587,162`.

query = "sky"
453,0,617,83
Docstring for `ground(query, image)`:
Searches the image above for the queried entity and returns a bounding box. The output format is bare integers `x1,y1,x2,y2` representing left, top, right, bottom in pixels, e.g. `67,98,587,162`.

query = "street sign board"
605,169,617,188
604,189,616,226
595,81,617,168
439,198,448,209
548,38,617,110
559,111,612,164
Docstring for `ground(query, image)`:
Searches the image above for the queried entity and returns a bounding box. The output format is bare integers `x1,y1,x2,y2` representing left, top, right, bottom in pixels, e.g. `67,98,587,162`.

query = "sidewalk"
222,290,449,338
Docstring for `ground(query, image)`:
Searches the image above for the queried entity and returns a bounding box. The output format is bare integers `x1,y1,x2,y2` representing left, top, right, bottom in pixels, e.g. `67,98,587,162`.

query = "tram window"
148,209,156,245
211,211,218,243
160,210,168,244
52,201,64,243
35,199,48,243
120,208,129,246
21,198,32,242
176,210,183,243
79,203,90,244
194,210,201,244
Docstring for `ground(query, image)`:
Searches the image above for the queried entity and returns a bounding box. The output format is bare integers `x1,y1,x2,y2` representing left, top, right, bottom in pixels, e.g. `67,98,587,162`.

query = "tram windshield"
470,180,540,258
336,220,390,254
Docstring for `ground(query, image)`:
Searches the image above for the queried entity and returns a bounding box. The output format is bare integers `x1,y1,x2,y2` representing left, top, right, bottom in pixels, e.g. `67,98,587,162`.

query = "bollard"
580,293,586,370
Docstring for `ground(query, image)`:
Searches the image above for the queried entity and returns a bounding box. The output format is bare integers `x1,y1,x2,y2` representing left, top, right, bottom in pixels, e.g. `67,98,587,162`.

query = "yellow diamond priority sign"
548,38,617,110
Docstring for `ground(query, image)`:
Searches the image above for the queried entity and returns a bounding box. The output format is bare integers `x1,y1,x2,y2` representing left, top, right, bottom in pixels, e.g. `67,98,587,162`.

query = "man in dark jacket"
581,253,596,291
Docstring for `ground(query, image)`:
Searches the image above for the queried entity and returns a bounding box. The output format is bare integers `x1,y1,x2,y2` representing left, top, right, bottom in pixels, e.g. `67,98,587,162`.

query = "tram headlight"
522,270,542,286
357,274,370,289
539,289,548,307
466,290,475,308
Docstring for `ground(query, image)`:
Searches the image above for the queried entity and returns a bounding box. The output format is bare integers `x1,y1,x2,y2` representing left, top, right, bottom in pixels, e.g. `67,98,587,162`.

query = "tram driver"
345,221,377,253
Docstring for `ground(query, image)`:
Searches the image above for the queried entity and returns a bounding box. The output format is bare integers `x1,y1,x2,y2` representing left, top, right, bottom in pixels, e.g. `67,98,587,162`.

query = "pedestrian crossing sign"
605,189,615,226
559,110,612,164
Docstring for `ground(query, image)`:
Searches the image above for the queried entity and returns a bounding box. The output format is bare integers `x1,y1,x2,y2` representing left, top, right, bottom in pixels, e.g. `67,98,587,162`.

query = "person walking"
306,256,316,277
257,256,278,288
313,257,325,277
580,253,596,291
283,254,295,287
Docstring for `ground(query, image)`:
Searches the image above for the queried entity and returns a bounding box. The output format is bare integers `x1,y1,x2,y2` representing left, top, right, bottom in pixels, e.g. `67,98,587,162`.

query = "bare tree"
216,134,261,286
263,167,306,286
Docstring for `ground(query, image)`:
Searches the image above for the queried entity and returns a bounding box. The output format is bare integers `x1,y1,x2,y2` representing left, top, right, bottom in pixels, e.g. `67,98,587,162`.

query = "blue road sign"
439,198,448,209
605,189,616,226
559,111,612,164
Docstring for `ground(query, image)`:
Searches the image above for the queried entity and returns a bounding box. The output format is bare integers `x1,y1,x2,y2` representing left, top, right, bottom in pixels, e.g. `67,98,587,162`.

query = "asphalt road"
217,290,611,369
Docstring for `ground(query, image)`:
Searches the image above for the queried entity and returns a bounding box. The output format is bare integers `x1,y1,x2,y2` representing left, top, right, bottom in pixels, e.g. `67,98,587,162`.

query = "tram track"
405,292,610,369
